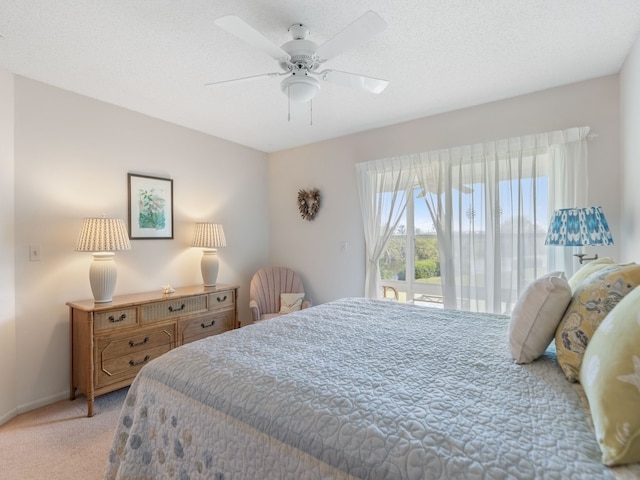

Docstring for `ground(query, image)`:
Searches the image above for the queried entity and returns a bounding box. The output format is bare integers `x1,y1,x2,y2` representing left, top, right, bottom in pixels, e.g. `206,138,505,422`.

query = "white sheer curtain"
356,156,415,298
357,127,590,312
546,127,591,276
414,127,590,313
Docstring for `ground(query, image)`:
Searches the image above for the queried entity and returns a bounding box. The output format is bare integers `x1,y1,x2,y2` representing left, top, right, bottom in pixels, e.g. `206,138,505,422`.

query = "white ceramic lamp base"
89,252,117,303
201,248,219,287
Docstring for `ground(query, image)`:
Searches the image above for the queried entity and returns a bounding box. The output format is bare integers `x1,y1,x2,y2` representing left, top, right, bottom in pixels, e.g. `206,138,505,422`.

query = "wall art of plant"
137,188,166,230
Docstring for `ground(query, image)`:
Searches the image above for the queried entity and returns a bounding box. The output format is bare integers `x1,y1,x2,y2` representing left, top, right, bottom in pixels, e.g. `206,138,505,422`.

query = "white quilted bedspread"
105,298,640,479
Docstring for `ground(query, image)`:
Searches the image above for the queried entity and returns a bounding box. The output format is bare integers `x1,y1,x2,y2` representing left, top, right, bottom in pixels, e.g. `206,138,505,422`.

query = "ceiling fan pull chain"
310,99,313,126
287,87,291,122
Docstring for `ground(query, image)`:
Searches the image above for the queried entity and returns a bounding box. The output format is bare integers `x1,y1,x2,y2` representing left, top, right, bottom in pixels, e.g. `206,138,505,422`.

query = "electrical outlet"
29,245,41,261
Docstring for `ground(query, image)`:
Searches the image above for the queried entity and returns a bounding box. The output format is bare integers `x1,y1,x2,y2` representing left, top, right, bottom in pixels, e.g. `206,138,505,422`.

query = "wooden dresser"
67,284,239,416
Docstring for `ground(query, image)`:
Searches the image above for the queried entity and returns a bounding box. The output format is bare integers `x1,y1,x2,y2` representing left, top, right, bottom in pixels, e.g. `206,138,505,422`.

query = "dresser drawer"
180,310,234,344
208,289,235,311
140,295,207,324
96,344,171,388
94,308,138,332
96,324,175,362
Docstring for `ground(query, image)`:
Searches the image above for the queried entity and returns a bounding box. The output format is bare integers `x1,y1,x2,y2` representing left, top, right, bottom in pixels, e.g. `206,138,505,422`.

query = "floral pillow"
555,263,640,382
580,285,640,465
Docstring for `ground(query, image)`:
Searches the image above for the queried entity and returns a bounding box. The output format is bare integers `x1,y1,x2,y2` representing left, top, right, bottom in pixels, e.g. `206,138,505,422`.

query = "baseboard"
0,390,72,426
16,390,69,416
0,406,18,426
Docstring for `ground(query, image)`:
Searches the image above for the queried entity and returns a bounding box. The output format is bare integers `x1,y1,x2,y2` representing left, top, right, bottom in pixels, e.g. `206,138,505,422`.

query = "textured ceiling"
1,1,640,153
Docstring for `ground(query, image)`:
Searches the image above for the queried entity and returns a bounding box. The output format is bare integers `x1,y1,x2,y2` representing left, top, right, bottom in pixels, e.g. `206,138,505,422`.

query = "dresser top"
67,284,239,312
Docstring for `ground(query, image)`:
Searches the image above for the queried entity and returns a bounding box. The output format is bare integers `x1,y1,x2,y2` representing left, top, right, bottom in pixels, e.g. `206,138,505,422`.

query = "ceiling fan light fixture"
280,74,320,103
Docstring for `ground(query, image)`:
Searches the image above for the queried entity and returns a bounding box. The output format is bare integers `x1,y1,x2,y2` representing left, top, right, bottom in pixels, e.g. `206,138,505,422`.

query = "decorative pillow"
567,257,615,292
580,285,640,466
555,263,640,382
279,293,305,314
509,271,571,364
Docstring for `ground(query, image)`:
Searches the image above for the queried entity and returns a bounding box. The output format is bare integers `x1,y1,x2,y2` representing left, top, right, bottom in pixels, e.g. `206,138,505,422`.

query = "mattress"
104,298,640,479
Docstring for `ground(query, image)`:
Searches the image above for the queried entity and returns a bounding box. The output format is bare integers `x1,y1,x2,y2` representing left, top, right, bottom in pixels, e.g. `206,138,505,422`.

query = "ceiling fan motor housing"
279,38,320,72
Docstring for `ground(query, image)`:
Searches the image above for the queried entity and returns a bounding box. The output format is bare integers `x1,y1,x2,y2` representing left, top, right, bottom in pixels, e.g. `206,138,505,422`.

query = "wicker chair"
249,266,312,323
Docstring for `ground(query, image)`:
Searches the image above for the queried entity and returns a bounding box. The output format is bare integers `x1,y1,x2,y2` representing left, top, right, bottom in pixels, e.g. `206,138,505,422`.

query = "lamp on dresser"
75,217,132,303
544,206,614,264
191,222,226,286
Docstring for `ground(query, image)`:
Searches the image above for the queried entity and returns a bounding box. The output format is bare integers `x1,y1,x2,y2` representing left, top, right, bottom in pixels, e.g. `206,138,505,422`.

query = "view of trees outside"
379,176,550,305
379,229,440,283
379,187,441,286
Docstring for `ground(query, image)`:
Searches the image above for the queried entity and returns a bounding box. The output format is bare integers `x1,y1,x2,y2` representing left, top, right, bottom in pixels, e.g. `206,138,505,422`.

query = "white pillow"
279,293,305,314
509,271,571,364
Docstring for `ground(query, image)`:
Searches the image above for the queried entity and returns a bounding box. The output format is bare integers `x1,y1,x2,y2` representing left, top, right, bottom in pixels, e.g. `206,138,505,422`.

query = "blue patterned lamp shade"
545,206,613,247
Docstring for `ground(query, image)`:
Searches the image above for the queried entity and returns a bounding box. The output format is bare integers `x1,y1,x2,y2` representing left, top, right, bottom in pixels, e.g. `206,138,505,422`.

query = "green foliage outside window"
415,259,440,279
379,233,440,281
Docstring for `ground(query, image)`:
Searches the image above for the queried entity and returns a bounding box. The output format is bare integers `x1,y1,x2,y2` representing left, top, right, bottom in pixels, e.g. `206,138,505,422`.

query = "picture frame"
128,173,174,239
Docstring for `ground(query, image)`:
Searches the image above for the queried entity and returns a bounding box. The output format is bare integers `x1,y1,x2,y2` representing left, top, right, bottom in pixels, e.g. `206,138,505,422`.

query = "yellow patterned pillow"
567,257,615,292
580,286,640,465
555,263,640,382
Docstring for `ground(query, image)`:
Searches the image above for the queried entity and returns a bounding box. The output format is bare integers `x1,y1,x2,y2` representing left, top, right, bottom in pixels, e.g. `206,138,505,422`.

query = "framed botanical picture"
128,173,174,239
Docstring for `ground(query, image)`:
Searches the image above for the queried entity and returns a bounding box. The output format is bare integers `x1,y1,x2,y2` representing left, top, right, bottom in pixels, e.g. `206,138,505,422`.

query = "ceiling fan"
207,11,389,104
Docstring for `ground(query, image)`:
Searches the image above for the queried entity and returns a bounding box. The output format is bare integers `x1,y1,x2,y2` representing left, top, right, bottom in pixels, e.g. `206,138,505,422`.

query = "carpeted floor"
0,388,128,480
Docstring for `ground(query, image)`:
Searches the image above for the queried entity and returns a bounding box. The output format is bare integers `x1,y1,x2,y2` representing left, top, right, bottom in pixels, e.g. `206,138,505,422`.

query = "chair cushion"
280,293,305,314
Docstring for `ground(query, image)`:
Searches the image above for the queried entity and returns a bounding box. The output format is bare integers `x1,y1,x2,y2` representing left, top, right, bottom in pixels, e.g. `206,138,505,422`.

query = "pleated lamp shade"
191,223,226,287
76,217,131,303
545,206,613,247
545,206,613,264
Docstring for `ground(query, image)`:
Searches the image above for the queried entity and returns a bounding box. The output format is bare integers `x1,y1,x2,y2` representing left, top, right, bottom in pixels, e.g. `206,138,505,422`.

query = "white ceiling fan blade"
205,72,285,87
214,15,290,62
320,70,389,94
315,11,387,62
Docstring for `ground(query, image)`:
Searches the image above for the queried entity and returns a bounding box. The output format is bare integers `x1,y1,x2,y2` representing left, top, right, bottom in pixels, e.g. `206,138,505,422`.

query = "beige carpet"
0,388,128,480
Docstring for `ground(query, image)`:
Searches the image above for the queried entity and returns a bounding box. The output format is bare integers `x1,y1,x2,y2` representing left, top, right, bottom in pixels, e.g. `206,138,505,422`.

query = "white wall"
620,32,640,261
0,69,17,424
7,77,269,417
268,76,621,305
1,69,629,422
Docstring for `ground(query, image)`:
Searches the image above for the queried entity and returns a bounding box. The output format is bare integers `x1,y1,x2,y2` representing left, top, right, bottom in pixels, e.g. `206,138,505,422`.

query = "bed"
104,297,640,479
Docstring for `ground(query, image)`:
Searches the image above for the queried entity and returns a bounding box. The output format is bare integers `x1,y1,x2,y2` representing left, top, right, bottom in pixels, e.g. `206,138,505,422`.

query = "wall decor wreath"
297,188,321,221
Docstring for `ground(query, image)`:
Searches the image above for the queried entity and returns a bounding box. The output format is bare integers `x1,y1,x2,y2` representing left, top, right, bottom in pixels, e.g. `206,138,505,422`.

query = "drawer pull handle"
129,355,150,367
129,337,149,348
109,313,127,323
201,319,216,329
217,295,227,303
168,304,185,313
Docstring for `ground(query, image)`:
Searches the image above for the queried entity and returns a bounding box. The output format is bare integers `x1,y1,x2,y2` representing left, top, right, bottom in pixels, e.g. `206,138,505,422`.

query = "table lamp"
191,223,226,286
76,217,132,302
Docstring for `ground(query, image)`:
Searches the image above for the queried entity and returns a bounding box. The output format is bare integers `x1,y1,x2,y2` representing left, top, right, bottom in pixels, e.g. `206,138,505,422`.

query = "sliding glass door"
379,187,443,305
